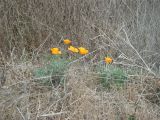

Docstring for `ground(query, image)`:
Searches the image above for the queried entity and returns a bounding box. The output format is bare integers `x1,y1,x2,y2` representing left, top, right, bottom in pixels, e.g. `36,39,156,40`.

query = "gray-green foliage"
97,64,128,89
128,115,136,120
34,55,69,86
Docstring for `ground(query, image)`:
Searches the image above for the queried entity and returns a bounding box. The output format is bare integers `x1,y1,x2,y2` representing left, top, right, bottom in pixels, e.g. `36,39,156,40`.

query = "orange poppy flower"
63,39,72,45
105,57,113,64
50,48,62,55
78,47,89,55
68,46,79,53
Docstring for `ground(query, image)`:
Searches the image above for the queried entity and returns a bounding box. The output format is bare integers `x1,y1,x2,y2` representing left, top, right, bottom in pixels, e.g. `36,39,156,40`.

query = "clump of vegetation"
97,64,128,89
34,39,91,86
34,55,69,86
128,115,136,120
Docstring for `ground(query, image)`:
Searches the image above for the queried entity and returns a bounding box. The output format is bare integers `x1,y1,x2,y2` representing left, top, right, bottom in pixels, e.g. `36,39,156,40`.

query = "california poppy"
63,39,71,45
50,48,62,55
78,47,89,55
105,57,113,64
68,46,79,53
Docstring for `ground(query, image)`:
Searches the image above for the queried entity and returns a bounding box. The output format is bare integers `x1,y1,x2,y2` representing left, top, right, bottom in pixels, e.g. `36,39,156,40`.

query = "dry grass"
0,57,160,120
0,0,160,120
